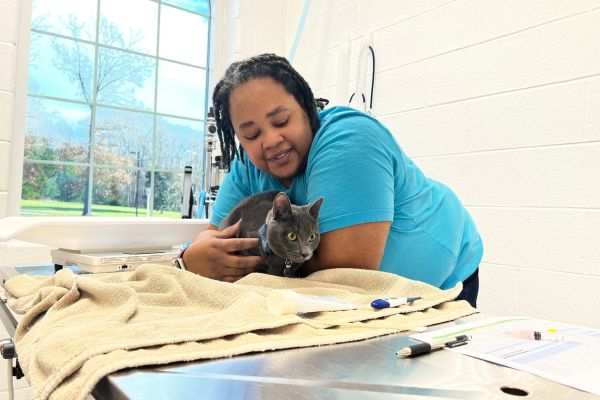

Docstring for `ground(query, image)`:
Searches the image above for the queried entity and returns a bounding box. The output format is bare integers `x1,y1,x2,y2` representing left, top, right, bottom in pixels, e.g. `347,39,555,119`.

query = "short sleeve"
306,112,399,233
209,159,252,227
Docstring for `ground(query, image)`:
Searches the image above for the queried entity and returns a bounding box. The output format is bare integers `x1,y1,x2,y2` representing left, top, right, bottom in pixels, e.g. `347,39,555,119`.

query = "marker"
371,296,422,309
395,335,471,357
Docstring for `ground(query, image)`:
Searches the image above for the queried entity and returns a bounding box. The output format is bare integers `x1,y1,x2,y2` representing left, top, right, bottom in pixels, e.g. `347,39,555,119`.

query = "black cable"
347,93,366,107
315,98,329,110
368,45,375,111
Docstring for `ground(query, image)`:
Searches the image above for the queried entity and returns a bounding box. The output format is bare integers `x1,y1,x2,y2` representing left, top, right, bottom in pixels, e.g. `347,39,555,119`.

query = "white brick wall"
0,92,13,143
0,0,18,219
0,0,18,43
0,44,15,94
0,142,11,194
214,1,600,328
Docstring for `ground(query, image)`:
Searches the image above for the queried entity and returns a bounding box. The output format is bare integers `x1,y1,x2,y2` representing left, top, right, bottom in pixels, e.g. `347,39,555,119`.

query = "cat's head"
265,192,324,265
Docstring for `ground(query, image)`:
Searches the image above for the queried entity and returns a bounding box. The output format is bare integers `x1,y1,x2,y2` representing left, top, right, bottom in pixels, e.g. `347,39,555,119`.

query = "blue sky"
30,0,210,123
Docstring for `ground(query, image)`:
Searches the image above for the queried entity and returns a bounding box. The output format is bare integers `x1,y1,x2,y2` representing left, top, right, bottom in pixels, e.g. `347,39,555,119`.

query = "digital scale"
50,248,180,273
0,216,210,274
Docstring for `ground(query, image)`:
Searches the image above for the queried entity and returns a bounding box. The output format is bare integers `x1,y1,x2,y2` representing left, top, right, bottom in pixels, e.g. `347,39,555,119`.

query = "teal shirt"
210,106,483,289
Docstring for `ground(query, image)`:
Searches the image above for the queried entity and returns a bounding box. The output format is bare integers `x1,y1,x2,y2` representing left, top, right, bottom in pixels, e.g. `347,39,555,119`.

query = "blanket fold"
4,264,476,400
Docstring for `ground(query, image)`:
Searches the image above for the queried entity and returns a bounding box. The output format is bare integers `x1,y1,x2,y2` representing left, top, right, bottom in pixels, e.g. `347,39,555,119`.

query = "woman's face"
229,77,313,187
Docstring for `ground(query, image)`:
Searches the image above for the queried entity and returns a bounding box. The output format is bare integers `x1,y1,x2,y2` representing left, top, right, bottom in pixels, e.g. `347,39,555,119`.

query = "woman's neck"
279,178,292,188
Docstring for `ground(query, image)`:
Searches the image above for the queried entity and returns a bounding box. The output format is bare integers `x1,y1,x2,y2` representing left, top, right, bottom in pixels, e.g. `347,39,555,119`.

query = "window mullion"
84,0,103,216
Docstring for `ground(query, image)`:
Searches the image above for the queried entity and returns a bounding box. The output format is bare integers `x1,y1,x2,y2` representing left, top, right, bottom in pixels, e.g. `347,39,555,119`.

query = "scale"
0,216,209,273
50,248,179,273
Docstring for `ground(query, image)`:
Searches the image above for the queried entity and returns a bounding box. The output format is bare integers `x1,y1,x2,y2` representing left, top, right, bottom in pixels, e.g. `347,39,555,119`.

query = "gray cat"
219,191,324,277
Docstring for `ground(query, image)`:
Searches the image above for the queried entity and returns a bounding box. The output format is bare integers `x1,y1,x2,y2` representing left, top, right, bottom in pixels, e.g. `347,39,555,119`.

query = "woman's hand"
182,220,264,282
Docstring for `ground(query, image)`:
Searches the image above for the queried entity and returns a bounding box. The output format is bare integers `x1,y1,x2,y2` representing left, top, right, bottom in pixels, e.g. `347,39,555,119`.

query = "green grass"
21,199,180,218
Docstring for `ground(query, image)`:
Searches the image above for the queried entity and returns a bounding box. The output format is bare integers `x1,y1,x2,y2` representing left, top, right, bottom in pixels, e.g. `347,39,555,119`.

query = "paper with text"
411,316,600,395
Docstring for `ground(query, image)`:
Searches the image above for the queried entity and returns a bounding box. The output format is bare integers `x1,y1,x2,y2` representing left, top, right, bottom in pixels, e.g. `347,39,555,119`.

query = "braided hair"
212,53,328,170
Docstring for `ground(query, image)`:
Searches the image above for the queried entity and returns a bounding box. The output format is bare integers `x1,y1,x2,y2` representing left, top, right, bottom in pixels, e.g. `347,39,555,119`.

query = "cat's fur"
219,190,324,277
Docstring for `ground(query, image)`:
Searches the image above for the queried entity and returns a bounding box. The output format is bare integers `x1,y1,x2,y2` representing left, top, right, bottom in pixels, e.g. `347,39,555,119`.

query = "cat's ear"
272,192,292,220
308,197,324,219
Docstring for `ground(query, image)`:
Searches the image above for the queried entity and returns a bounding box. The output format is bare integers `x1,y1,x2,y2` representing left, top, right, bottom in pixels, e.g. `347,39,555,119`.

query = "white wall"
214,0,600,328
210,0,288,85
0,0,19,218
0,0,49,269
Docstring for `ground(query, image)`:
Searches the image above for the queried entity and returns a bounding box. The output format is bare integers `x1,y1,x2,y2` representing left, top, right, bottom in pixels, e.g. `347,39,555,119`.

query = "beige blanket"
4,264,476,400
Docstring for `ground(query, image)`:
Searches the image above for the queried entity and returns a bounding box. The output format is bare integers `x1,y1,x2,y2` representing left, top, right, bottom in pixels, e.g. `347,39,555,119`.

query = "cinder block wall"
0,0,18,218
216,0,600,328
0,0,49,269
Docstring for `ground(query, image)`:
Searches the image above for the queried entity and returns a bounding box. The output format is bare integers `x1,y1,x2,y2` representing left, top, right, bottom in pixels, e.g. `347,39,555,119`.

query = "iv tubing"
288,0,312,63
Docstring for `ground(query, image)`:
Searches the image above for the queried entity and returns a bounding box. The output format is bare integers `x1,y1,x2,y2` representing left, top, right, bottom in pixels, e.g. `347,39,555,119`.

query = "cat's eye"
309,233,316,242
287,232,297,241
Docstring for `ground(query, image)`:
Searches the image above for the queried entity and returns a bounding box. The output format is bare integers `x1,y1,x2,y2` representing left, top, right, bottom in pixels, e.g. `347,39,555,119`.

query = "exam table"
1,265,596,400
92,325,596,400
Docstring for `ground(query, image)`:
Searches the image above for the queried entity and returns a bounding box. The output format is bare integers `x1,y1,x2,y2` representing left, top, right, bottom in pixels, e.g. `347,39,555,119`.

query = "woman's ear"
308,197,324,219
272,192,292,220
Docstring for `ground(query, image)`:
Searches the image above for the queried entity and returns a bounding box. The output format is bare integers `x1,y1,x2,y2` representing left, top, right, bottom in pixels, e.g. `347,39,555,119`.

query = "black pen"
395,334,471,357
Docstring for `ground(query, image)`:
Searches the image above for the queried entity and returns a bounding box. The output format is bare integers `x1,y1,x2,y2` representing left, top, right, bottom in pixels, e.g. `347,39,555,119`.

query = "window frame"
13,0,212,217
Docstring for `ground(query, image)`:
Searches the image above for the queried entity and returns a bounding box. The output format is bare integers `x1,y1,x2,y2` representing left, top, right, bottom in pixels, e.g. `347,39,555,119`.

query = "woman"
182,53,483,307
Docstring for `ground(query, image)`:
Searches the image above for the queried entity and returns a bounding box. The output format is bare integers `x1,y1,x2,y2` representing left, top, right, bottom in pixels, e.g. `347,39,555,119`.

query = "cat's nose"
301,251,312,260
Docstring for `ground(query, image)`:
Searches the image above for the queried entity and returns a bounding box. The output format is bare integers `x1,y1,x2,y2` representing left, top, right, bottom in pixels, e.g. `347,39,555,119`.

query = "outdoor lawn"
20,200,180,218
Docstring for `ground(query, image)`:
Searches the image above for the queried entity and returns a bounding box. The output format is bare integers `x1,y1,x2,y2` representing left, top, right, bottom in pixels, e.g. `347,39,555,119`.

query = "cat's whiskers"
285,252,305,263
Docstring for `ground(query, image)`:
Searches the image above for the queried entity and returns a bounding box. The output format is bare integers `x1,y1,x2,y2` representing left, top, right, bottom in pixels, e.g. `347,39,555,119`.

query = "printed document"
411,316,600,395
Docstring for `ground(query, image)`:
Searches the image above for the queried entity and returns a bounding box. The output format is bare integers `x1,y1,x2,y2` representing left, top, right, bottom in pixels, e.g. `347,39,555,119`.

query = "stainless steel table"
1,266,597,400
92,316,597,400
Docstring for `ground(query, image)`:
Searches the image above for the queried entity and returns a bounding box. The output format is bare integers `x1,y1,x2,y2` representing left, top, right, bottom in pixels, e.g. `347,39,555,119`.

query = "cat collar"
258,224,271,254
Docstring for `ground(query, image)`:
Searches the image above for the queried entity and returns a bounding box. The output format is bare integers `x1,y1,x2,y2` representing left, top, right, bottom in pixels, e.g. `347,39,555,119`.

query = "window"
22,0,210,217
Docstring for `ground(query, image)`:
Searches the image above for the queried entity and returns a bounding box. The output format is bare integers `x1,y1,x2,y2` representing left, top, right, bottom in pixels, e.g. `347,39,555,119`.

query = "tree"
22,135,87,204
51,14,153,214
154,171,180,213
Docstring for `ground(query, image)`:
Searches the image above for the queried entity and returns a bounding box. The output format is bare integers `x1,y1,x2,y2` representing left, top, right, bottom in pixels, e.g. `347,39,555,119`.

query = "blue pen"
371,296,422,309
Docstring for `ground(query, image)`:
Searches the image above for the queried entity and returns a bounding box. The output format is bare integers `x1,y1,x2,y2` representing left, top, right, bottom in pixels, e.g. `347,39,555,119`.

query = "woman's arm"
298,110,399,276
299,221,391,275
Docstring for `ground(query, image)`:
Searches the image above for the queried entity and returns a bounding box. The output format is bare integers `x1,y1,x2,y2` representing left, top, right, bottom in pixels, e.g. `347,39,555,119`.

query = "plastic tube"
288,0,312,63
267,289,358,315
